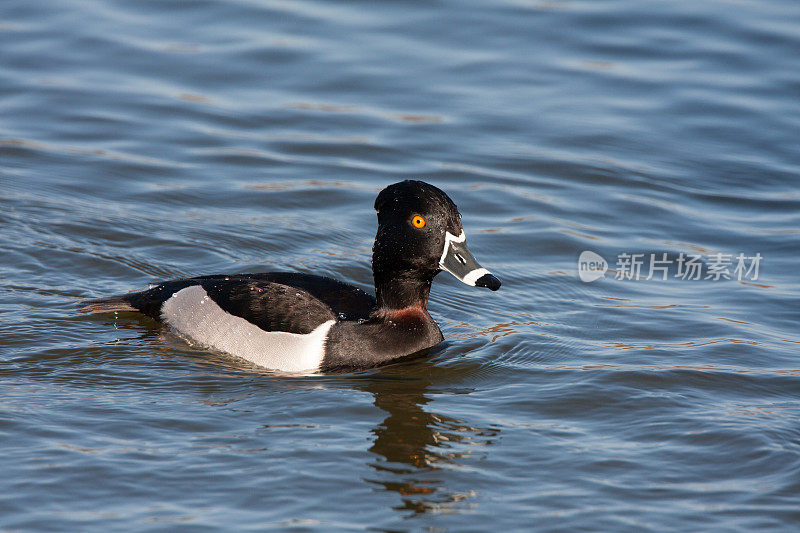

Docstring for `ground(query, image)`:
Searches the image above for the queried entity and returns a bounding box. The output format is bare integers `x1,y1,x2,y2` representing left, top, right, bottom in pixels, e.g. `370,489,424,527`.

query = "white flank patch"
462,267,491,286
161,285,334,372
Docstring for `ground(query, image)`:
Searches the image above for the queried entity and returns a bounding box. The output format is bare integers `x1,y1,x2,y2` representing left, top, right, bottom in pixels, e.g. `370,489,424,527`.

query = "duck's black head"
372,180,501,311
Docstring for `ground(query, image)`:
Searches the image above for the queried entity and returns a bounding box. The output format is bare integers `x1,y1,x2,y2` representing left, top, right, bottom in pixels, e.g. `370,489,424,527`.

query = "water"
2,0,799,530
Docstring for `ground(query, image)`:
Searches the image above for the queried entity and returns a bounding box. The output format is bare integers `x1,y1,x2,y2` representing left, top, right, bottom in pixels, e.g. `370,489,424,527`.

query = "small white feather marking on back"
161,285,333,372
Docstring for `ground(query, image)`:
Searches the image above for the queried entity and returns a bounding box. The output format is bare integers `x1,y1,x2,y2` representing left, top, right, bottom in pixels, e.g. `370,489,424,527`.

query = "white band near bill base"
439,230,466,265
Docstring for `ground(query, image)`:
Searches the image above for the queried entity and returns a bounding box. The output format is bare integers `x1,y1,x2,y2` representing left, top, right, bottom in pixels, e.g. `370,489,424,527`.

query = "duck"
81,180,501,372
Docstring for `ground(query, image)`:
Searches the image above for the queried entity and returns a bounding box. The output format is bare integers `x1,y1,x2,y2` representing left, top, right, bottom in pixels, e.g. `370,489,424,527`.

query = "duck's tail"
79,295,137,314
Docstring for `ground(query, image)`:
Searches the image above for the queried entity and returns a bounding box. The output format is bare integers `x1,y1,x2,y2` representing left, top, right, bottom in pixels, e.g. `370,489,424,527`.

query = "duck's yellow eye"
412,215,426,229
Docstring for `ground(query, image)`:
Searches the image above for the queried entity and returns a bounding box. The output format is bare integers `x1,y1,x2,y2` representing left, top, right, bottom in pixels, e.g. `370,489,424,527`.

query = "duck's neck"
374,270,434,313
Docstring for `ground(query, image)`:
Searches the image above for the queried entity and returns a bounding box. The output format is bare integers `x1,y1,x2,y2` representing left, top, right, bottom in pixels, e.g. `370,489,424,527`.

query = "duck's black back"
124,273,375,328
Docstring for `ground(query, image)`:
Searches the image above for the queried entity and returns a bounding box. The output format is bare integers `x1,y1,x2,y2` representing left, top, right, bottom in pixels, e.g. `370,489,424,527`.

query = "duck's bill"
439,231,501,291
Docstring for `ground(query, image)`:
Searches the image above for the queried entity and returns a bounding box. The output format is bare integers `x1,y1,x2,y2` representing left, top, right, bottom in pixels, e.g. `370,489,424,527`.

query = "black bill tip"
475,273,501,291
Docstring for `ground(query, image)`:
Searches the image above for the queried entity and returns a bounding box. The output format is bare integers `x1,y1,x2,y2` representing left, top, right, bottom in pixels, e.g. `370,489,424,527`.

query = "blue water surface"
1,0,799,530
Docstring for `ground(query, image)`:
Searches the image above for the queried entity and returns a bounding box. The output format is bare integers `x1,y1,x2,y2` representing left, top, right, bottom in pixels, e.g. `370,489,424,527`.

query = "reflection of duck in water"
362,365,500,514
